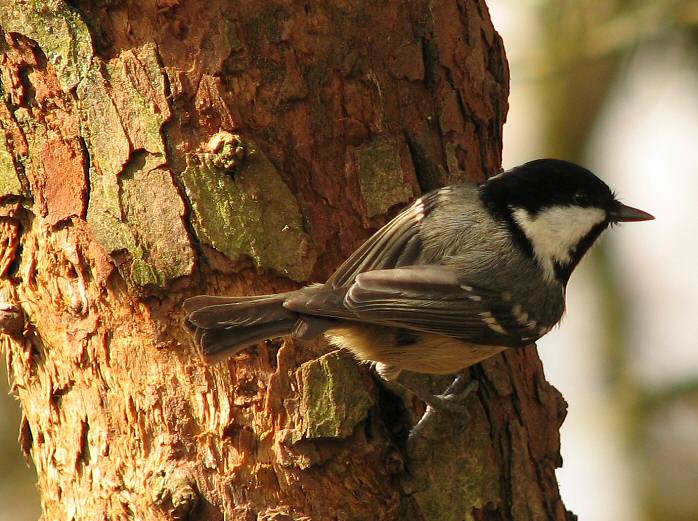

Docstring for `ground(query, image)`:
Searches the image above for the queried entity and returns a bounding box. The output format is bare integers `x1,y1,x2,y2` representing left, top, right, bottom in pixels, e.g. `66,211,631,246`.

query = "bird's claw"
430,378,479,414
406,376,479,446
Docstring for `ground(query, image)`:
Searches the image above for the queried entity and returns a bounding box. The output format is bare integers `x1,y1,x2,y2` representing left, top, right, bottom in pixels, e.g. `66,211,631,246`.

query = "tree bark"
0,1,571,519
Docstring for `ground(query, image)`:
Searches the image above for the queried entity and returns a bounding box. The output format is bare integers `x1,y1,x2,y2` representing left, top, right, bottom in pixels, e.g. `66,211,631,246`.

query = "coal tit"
184,159,653,386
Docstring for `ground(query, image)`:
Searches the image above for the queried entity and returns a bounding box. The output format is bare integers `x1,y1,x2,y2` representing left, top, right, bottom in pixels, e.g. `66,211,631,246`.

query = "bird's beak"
609,203,655,222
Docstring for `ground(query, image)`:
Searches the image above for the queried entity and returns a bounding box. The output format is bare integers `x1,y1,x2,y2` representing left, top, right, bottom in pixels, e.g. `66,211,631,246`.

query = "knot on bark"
199,131,250,176
151,465,200,520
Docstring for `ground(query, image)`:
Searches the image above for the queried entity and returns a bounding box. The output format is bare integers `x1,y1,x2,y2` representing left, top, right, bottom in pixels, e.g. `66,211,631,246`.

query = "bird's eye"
573,192,591,206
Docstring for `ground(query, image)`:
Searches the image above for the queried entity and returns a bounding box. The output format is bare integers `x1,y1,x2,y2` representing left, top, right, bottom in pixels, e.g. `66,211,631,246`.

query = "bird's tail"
183,292,302,362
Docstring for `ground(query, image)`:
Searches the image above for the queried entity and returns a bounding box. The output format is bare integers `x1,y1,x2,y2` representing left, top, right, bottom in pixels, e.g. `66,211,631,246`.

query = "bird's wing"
325,188,452,288
290,265,546,347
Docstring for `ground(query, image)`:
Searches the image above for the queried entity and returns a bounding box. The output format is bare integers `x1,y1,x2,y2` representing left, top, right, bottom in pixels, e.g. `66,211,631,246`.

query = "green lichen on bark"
120,166,194,286
296,350,373,439
181,143,314,282
78,44,169,175
87,154,194,287
105,43,170,156
0,131,21,197
78,44,190,288
356,137,414,217
0,0,93,91
408,399,501,521
86,170,133,253
77,62,131,177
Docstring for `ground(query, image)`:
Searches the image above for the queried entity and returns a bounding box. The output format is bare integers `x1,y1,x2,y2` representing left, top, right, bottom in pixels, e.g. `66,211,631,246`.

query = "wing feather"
288,265,546,347
325,189,451,288
346,267,540,346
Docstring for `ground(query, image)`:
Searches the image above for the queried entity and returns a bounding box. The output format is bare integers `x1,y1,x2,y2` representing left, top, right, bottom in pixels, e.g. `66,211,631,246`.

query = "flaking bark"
0,1,572,519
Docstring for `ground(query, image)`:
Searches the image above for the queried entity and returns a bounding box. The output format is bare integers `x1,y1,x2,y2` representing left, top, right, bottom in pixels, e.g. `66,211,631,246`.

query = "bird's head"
481,158,654,284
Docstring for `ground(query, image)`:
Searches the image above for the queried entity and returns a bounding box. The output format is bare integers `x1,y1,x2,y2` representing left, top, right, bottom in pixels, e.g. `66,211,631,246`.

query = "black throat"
552,220,610,285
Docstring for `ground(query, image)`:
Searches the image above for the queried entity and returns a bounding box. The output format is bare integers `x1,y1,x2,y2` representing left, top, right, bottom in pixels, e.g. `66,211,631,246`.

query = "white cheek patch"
513,206,606,282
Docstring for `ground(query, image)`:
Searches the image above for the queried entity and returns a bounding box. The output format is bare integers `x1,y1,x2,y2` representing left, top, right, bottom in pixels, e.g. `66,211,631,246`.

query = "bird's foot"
370,366,479,444
406,374,479,445
418,376,479,415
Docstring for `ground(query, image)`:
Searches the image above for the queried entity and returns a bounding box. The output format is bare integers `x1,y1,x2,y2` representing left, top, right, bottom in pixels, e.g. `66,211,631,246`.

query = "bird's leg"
386,368,478,414
372,367,479,446
410,374,479,415
373,364,479,444
406,375,479,444
374,363,479,414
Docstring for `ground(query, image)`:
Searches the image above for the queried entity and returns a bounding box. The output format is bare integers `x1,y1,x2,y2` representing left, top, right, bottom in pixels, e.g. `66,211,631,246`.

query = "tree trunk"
0,1,571,519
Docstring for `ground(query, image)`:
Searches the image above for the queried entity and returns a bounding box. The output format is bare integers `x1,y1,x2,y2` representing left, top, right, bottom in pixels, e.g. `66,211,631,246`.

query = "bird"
183,158,654,411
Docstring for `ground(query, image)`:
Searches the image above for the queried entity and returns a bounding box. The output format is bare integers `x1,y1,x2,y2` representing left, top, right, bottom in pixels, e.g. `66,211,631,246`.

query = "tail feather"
188,294,296,328
196,318,300,363
183,292,302,362
183,294,286,312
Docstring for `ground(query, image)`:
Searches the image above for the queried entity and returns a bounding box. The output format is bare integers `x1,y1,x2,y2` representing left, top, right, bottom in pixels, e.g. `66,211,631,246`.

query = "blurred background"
1,1,697,520
490,1,698,520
